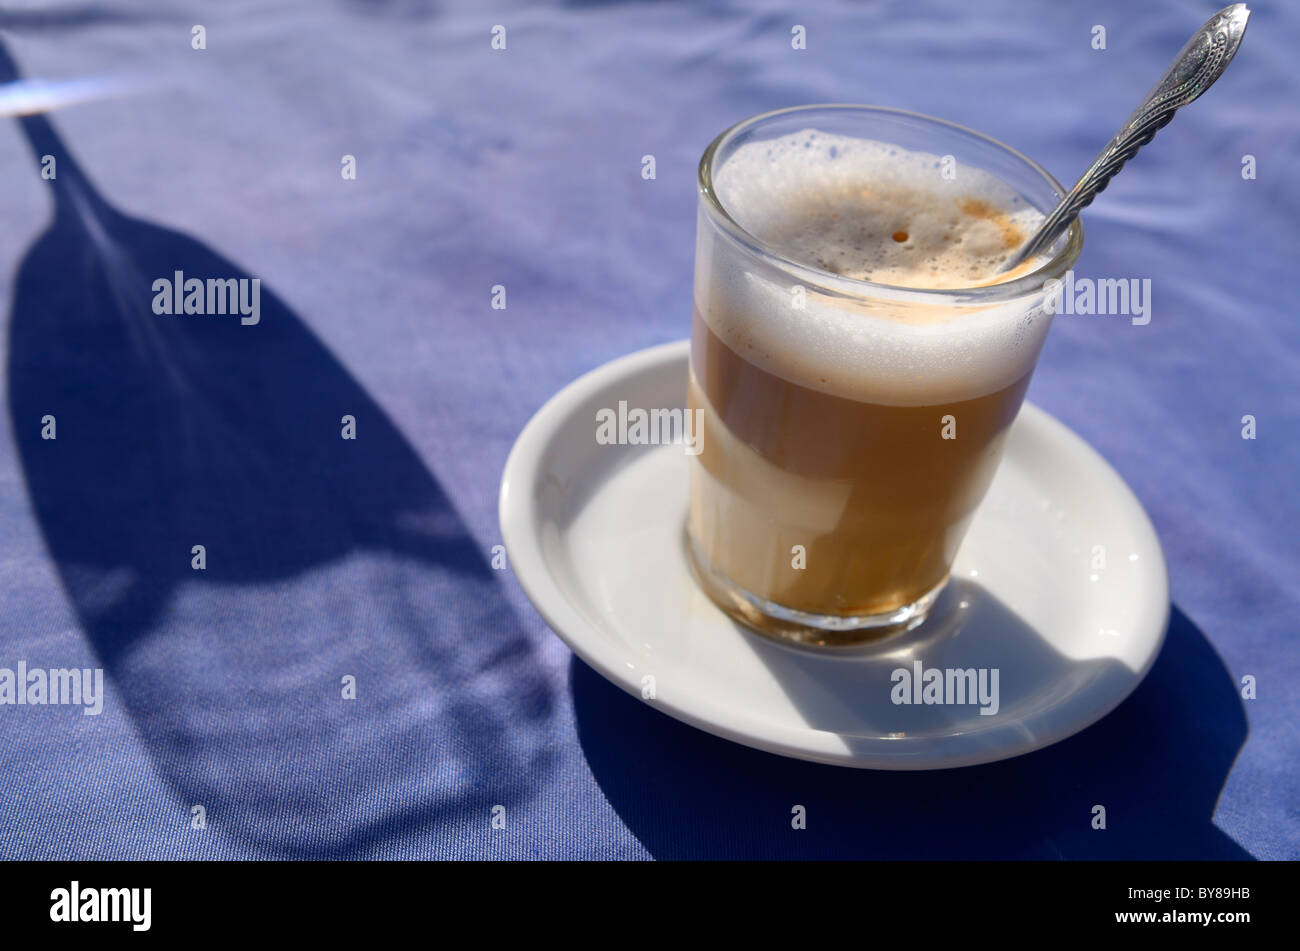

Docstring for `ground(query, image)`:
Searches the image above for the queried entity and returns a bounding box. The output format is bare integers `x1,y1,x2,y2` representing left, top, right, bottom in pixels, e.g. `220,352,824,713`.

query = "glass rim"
697,103,1084,303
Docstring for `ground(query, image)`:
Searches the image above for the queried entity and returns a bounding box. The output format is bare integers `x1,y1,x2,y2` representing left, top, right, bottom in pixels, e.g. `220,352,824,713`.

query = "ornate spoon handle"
1004,3,1251,271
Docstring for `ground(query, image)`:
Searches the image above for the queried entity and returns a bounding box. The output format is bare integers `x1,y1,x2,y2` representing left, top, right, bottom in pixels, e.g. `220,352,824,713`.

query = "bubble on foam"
699,130,1059,406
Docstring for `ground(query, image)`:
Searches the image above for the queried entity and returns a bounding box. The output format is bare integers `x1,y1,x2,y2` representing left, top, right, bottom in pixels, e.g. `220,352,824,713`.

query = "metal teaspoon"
1002,3,1251,272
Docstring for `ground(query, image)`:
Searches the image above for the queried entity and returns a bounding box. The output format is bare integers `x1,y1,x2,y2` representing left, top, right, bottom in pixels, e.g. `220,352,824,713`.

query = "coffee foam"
713,130,1045,288
699,130,1057,406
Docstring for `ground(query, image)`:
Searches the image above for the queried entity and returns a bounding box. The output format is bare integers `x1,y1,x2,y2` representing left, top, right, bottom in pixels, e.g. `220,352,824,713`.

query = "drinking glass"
686,105,1084,646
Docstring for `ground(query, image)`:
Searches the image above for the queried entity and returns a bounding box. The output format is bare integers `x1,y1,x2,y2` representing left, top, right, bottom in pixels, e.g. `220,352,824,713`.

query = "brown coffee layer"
688,313,1031,616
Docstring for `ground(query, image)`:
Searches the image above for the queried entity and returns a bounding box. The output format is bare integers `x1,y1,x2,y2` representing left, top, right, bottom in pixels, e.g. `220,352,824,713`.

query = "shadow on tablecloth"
573,604,1251,859
4,39,557,858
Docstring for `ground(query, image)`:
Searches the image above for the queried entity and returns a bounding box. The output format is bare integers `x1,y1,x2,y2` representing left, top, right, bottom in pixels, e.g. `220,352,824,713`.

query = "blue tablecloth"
0,0,1294,860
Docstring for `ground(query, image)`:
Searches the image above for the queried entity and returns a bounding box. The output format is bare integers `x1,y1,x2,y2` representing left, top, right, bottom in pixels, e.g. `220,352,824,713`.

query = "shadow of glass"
730,580,1151,764
2,41,555,858
573,601,1251,859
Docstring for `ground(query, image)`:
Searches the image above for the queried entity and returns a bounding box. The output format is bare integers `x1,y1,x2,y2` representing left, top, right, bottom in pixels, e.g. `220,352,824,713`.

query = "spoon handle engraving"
1005,3,1251,271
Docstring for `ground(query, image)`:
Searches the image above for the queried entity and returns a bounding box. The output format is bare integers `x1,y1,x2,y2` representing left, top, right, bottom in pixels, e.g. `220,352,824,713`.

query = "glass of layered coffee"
687,105,1084,647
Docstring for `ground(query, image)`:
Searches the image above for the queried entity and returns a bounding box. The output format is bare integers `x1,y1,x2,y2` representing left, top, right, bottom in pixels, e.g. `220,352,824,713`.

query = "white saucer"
499,341,1169,770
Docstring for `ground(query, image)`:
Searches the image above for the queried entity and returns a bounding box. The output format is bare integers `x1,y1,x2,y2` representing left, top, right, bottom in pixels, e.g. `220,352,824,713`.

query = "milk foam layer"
714,130,1046,288
699,130,1060,406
